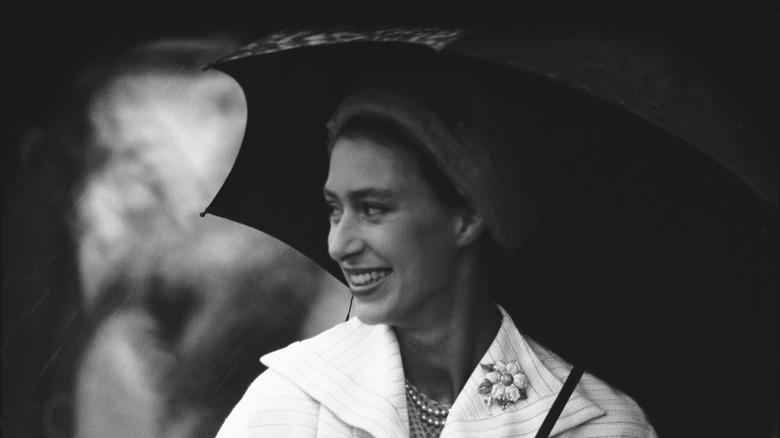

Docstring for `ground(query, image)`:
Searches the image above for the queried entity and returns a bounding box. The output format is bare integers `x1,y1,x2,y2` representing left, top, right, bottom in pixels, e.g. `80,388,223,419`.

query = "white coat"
216,306,656,437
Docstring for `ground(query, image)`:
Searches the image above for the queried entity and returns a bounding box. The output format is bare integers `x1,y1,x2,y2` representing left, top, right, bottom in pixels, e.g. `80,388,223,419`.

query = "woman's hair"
330,114,468,209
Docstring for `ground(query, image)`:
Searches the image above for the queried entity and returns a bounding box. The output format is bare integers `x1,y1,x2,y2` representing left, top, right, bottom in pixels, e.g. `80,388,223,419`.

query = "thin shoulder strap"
534,365,586,438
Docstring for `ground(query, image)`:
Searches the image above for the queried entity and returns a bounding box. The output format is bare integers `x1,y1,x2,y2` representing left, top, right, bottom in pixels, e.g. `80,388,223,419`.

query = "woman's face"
324,133,463,327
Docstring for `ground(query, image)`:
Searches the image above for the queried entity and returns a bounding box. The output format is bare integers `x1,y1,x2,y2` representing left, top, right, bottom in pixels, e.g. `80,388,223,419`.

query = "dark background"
6,0,778,188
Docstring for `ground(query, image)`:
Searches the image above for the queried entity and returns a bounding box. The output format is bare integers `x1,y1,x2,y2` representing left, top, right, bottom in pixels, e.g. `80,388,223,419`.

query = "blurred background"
4,1,777,437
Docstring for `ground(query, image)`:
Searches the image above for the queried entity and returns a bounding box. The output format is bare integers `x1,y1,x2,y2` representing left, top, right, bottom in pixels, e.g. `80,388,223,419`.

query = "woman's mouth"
346,269,392,289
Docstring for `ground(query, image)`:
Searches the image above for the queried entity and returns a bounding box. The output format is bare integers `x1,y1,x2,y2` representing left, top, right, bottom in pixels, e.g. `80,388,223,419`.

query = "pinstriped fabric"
441,308,655,437
316,406,357,437
529,342,657,438
294,319,408,421
262,319,409,438
215,305,656,437
441,308,606,437
214,369,321,437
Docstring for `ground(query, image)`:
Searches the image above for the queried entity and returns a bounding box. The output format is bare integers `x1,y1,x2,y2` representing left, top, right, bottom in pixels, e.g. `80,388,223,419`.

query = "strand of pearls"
405,380,450,428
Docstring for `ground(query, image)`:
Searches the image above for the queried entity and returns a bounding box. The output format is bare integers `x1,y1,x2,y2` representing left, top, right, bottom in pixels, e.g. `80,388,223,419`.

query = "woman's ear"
455,206,486,248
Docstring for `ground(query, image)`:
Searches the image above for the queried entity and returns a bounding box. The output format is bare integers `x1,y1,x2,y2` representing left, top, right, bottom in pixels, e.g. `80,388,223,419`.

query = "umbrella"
202,25,778,437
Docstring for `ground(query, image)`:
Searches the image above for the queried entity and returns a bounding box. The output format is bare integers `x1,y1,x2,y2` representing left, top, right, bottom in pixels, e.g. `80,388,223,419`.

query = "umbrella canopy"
203,25,778,437
205,25,776,278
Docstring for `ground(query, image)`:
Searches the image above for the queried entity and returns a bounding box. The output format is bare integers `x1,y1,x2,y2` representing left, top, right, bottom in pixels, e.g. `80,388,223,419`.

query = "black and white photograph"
4,1,778,437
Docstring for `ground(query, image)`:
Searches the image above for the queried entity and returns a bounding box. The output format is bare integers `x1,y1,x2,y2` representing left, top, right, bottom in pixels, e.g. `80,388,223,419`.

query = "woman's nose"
327,215,364,262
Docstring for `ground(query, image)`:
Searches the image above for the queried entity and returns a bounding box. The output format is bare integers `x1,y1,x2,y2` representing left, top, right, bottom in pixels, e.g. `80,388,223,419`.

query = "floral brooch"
477,360,529,414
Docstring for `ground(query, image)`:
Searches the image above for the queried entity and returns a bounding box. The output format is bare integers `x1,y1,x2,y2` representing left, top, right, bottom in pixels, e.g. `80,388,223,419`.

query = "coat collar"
261,318,409,438
442,307,605,437
261,306,604,437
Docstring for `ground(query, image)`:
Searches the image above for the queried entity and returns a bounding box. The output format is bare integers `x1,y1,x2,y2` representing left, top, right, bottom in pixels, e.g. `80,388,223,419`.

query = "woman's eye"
362,204,385,217
326,203,342,221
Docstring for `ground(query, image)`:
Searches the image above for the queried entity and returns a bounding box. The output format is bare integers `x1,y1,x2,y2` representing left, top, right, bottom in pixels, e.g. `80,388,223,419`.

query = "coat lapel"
261,318,409,438
262,306,604,438
442,307,606,437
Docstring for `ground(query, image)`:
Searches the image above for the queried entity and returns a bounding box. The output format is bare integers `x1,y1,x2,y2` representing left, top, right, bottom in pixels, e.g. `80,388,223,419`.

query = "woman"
215,67,656,437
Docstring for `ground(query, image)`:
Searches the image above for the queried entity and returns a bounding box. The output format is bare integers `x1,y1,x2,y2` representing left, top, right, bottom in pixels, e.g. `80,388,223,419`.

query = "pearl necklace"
405,380,451,428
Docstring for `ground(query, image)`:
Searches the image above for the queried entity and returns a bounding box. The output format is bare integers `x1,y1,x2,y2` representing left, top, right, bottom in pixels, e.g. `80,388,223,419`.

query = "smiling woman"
215,67,657,437
325,118,476,328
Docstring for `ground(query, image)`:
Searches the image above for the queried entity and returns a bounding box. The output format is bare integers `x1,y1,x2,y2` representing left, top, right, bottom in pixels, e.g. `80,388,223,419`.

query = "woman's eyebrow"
322,187,394,201
349,188,394,201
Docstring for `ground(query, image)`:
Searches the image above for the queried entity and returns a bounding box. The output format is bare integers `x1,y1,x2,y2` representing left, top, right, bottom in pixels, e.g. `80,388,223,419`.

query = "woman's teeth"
349,270,389,286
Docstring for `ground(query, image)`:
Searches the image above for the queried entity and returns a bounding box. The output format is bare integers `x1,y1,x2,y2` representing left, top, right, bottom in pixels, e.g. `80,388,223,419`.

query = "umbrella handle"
535,365,585,438
344,296,354,322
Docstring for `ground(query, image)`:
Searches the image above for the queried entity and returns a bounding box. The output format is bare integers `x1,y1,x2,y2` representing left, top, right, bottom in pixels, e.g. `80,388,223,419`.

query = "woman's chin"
352,302,394,326
352,311,384,326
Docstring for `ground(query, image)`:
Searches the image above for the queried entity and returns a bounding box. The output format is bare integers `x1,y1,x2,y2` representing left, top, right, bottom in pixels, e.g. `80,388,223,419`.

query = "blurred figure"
4,36,346,438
